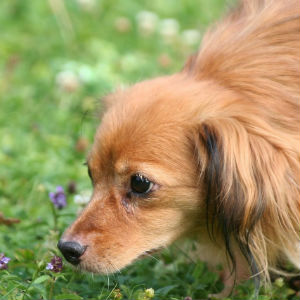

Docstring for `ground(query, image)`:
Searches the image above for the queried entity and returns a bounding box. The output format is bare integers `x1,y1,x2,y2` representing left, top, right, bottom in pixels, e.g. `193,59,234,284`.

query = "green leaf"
32,275,51,284
54,293,82,300
192,262,205,278
1,274,21,281
155,285,178,296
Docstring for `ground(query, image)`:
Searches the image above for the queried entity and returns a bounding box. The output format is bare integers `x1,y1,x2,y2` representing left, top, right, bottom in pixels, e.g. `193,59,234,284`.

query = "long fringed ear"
192,114,300,286
192,120,265,277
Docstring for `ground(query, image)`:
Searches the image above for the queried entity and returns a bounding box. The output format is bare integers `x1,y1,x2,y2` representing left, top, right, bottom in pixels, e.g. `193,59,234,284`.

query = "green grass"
0,0,299,299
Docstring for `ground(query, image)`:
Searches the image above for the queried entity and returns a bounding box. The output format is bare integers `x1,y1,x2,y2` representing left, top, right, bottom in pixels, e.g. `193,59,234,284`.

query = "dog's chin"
77,259,124,274
76,247,163,274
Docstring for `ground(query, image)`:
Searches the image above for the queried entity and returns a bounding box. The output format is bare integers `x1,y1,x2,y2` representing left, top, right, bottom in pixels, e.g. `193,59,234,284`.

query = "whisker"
143,252,160,262
107,259,122,275
103,265,110,289
173,243,196,263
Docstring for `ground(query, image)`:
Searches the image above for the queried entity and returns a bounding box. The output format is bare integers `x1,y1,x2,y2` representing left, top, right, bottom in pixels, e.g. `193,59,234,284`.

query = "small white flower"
159,19,180,43
182,29,201,46
78,65,94,83
74,191,91,205
56,70,80,92
136,11,158,36
77,0,96,11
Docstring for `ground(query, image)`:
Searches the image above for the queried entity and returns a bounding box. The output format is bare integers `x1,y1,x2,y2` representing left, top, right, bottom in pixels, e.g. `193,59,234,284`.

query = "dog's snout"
57,240,87,265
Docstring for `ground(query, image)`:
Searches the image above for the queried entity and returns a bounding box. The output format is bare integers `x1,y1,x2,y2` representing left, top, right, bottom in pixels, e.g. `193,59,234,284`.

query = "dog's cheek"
85,224,143,272
138,201,200,246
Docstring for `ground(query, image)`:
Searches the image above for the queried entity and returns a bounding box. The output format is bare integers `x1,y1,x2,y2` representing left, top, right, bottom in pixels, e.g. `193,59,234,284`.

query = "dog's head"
58,74,267,274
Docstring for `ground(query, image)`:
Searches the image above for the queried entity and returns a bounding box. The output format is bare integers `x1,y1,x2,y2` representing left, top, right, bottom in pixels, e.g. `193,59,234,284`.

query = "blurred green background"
1,0,298,299
0,0,227,201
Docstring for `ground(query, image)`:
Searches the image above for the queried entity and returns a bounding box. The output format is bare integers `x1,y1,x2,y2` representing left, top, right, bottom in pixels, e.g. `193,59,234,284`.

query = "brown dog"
58,0,300,296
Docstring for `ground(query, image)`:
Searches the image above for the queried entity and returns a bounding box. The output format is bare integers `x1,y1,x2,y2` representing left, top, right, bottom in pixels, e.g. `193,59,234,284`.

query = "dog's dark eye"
88,167,92,180
131,174,153,194
86,165,94,184
84,162,93,183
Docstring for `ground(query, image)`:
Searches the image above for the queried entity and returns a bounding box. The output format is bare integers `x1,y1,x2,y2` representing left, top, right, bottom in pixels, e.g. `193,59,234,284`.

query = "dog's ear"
192,115,299,280
191,120,265,270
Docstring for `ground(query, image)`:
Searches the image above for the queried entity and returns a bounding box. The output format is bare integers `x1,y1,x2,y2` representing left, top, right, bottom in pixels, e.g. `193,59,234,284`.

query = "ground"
0,0,299,299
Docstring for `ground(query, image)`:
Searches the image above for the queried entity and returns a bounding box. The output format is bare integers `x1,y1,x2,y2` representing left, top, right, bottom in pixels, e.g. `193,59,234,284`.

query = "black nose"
57,240,87,265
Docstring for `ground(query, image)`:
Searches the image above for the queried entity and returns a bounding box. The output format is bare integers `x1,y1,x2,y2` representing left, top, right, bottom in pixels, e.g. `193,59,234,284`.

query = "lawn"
0,0,299,299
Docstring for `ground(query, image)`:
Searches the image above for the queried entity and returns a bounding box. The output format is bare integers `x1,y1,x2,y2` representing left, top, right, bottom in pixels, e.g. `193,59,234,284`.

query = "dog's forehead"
88,77,200,177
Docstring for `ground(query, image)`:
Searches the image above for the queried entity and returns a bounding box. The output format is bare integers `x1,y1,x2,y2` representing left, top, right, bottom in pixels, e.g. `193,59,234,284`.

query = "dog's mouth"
75,246,164,275
138,247,164,259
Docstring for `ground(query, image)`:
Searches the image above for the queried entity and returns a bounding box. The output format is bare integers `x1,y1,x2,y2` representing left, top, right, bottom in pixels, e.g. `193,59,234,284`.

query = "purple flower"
49,186,66,209
0,253,11,270
46,263,54,270
46,256,63,273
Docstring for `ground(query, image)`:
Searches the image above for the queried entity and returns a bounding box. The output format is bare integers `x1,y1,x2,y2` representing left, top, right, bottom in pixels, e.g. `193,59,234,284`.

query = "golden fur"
60,0,300,296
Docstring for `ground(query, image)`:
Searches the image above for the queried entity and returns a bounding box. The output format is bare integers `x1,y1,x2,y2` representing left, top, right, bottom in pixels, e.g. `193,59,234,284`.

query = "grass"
0,0,299,299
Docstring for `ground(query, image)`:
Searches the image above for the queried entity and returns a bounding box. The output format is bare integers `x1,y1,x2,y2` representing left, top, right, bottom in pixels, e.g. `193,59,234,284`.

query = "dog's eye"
87,166,93,184
130,174,153,194
84,162,93,183
88,167,92,180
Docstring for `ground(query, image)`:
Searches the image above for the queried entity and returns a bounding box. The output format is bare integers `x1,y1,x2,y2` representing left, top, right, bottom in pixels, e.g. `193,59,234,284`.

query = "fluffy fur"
60,0,300,296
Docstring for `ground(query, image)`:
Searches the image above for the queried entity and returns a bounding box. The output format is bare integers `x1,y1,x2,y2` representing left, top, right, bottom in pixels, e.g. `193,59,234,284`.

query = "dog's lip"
138,247,163,259
64,255,81,265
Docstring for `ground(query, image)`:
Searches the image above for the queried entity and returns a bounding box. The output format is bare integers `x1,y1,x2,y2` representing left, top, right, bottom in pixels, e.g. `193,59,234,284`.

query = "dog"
58,0,300,296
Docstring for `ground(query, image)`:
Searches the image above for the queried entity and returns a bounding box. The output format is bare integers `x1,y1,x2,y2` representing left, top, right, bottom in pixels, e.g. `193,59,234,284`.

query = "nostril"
57,240,87,265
